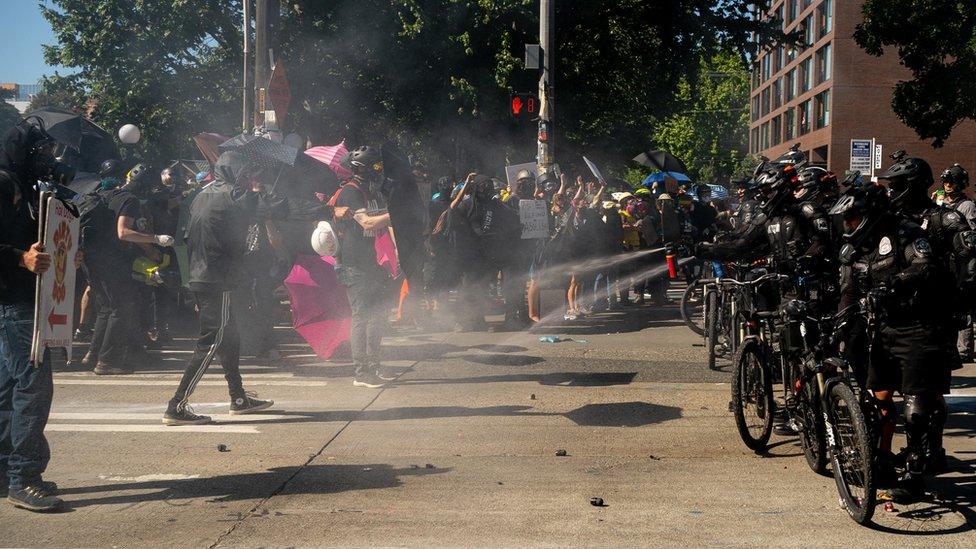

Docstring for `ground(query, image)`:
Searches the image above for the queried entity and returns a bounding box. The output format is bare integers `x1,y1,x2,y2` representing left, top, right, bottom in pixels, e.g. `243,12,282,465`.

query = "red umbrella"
284,255,351,360
193,132,230,166
305,141,352,180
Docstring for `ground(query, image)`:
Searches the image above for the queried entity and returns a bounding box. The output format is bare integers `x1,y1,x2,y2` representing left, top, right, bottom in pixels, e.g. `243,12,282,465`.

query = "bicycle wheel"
797,381,829,475
827,382,876,524
680,282,706,336
731,340,774,452
705,291,719,370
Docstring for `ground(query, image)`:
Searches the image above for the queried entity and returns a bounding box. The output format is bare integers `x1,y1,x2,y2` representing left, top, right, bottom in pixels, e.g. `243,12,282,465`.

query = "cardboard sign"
33,195,80,362
519,199,549,239
505,162,538,190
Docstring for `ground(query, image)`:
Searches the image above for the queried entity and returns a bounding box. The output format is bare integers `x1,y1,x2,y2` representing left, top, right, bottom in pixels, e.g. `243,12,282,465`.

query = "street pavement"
1,303,974,547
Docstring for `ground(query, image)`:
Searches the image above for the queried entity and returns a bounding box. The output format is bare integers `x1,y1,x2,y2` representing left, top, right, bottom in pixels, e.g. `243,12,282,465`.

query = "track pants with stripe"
171,291,244,409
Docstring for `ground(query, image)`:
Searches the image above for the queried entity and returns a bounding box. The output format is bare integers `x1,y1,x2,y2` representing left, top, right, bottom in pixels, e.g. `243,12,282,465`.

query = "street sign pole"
537,0,555,177
242,0,253,133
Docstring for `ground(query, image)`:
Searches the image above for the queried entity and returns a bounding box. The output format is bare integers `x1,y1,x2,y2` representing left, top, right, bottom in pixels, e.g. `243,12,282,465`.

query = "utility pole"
253,0,268,127
242,0,252,133
537,0,555,176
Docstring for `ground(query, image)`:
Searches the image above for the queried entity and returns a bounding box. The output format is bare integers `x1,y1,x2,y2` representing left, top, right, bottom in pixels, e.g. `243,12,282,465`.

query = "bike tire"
798,382,829,476
680,283,706,336
706,291,719,370
731,340,774,452
827,382,876,525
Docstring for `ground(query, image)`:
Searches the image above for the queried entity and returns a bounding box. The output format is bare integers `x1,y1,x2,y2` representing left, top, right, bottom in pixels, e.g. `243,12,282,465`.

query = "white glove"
311,221,338,256
154,234,175,247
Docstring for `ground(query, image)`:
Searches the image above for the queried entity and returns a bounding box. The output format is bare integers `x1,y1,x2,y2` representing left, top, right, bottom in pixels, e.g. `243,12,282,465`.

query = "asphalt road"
1,303,974,547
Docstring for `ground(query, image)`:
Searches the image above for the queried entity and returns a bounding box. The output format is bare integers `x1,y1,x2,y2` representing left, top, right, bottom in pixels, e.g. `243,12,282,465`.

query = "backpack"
77,188,120,254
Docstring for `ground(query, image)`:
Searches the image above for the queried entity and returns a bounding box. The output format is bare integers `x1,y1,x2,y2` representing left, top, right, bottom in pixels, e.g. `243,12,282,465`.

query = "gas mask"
29,141,75,185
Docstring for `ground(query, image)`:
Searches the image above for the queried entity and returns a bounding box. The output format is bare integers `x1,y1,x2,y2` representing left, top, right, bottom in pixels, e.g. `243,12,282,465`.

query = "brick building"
748,0,976,178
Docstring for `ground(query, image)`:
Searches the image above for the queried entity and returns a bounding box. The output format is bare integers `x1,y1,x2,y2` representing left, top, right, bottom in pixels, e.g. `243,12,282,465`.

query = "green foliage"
43,0,785,174
0,101,23,137
651,50,751,184
854,0,976,147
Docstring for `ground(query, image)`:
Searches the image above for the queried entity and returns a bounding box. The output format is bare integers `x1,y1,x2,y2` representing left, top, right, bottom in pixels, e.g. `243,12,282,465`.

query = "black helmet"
795,166,837,201
772,143,807,167
343,146,382,174
941,163,969,189
877,151,933,209
829,182,889,247
99,158,122,178
125,162,155,194
754,163,799,213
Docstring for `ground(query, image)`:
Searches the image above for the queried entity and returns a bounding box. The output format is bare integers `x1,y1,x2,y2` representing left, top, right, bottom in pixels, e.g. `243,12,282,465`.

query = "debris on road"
530,393,536,400
884,502,897,513
555,449,568,456
217,444,229,452
425,463,435,469
590,497,605,507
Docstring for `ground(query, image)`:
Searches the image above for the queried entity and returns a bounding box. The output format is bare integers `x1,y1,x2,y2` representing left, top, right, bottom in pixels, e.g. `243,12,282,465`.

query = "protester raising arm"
451,173,477,210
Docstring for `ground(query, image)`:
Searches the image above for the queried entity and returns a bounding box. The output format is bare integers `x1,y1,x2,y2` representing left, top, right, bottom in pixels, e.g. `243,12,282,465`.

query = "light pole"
537,0,555,176
254,0,268,127
243,0,252,133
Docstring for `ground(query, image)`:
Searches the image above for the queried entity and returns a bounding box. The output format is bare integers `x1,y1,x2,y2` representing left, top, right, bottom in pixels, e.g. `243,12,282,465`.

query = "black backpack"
77,188,120,254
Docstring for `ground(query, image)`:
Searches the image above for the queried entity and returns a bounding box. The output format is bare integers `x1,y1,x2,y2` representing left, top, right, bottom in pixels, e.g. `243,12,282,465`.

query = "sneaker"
162,403,212,426
884,477,926,504
93,362,131,376
7,485,62,512
229,392,274,415
353,371,387,388
373,366,399,382
0,480,56,498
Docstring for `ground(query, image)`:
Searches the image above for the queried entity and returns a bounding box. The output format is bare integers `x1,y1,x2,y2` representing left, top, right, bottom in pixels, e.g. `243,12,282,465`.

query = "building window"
771,115,782,146
762,54,772,81
776,5,784,30
751,95,760,122
785,69,797,101
752,64,761,88
815,43,832,84
786,46,797,64
761,87,771,116
818,0,833,37
813,145,829,168
787,0,799,23
773,45,783,74
785,108,796,140
798,100,811,135
751,127,760,154
803,15,815,48
772,78,782,109
761,122,770,150
815,90,830,129
800,57,813,93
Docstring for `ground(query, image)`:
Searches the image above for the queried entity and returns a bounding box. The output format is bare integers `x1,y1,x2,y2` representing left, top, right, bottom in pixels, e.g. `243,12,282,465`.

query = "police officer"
937,164,976,359
836,168,955,502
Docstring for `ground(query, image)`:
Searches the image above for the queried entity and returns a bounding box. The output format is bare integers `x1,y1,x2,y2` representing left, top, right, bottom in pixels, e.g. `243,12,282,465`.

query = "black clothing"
88,189,141,269
687,202,718,241
0,126,45,305
184,153,287,293
85,267,139,367
334,183,380,272
171,290,244,407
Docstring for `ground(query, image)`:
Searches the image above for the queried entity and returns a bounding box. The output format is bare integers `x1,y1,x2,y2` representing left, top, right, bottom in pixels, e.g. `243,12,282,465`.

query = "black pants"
171,290,244,408
503,259,530,320
338,266,390,374
87,266,139,366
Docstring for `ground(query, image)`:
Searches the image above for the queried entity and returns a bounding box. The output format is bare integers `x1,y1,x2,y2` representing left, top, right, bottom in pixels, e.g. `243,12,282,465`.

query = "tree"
43,1,786,174
649,50,751,184
854,0,976,147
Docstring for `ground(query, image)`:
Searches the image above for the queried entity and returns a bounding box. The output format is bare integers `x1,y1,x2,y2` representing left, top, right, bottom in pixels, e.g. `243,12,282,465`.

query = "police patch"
913,238,932,256
879,236,893,256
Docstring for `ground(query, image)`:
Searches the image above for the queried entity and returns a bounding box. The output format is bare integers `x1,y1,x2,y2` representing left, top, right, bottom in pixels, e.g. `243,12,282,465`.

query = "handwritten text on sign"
519,199,549,239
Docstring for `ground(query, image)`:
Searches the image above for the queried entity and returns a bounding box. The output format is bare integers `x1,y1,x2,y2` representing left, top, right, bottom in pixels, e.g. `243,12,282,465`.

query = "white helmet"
310,221,338,256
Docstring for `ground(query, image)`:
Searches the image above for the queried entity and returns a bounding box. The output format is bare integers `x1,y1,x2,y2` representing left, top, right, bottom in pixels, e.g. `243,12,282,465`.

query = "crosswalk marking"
53,378,329,387
46,424,259,434
49,412,295,422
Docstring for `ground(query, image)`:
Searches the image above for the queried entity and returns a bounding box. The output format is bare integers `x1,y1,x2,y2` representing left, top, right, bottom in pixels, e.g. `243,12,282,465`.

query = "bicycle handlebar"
707,273,790,287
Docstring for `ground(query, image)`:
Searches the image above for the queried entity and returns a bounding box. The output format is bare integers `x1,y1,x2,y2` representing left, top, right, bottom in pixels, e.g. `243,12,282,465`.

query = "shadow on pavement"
399,371,637,387
563,402,682,427
55,464,450,510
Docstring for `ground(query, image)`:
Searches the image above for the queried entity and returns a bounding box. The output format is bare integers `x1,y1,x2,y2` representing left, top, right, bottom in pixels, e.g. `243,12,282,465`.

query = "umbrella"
305,141,352,180
219,134,300,170
193,132,230,165
282,151,340,198
691,184,730,201
381,141,426,284
25,107,119,173
284,254,351,360
641,171,692,185
66,173,101,196
633,149,688,174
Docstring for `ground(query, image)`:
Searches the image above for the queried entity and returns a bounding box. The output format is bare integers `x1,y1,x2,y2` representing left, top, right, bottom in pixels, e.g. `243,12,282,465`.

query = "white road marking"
53,379,329,387
49,412,295,422
98,473,200,482
54,371,295,379
46,424,259,434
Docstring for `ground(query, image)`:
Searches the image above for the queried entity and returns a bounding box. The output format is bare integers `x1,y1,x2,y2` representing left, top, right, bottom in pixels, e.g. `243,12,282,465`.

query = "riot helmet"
877,150,933,210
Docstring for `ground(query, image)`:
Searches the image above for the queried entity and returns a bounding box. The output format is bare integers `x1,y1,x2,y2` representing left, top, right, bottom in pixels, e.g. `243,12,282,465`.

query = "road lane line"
49,413,297,422
53,379,329,387
45,424,260,433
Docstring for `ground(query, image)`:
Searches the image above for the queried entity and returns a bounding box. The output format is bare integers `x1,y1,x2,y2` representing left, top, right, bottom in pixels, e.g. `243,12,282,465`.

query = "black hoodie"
0,125,46,304
184,150,288,292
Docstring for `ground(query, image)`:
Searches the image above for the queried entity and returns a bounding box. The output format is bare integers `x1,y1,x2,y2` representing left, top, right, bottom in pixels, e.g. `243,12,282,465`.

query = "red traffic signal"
510,93,538,118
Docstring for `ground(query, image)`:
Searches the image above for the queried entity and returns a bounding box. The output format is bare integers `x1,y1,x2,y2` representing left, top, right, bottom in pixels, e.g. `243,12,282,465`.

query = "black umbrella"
25,107,119,172
219,134,300,171
381,141,426,283
633,149,688,174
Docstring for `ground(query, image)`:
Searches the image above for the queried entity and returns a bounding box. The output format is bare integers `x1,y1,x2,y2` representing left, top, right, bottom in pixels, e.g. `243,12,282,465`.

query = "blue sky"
0,1,61,83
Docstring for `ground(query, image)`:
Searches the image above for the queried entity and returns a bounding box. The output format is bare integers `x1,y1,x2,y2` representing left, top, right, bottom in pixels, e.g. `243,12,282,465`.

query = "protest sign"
32,194,80,364
505,162,537,189
519,199,549,239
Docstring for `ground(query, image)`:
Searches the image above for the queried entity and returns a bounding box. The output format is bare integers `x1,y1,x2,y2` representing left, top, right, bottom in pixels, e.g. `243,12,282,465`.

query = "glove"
154,234,175,247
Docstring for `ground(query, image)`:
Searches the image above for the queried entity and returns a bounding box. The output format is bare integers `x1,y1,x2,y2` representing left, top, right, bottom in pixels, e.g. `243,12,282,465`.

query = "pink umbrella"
284,255,351,360
374,230,399,278
305,141,352,180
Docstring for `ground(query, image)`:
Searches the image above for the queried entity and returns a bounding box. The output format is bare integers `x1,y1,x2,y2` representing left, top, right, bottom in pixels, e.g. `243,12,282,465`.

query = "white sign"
874,143,883,170
34,196,80,362
505,162,538,190
850,139,873,173
519,199,549,239
582,155,606,184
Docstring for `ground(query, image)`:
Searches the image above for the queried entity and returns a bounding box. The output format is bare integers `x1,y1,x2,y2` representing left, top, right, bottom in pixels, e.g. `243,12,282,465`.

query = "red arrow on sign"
48,308,67,328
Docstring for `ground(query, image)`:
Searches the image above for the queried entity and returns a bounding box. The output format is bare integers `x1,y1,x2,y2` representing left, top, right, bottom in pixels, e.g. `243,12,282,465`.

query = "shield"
284,255,351,360
633,149,688,174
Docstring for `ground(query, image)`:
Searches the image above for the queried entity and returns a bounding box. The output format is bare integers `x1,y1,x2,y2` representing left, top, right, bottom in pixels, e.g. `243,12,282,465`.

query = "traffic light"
510,92,538,119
